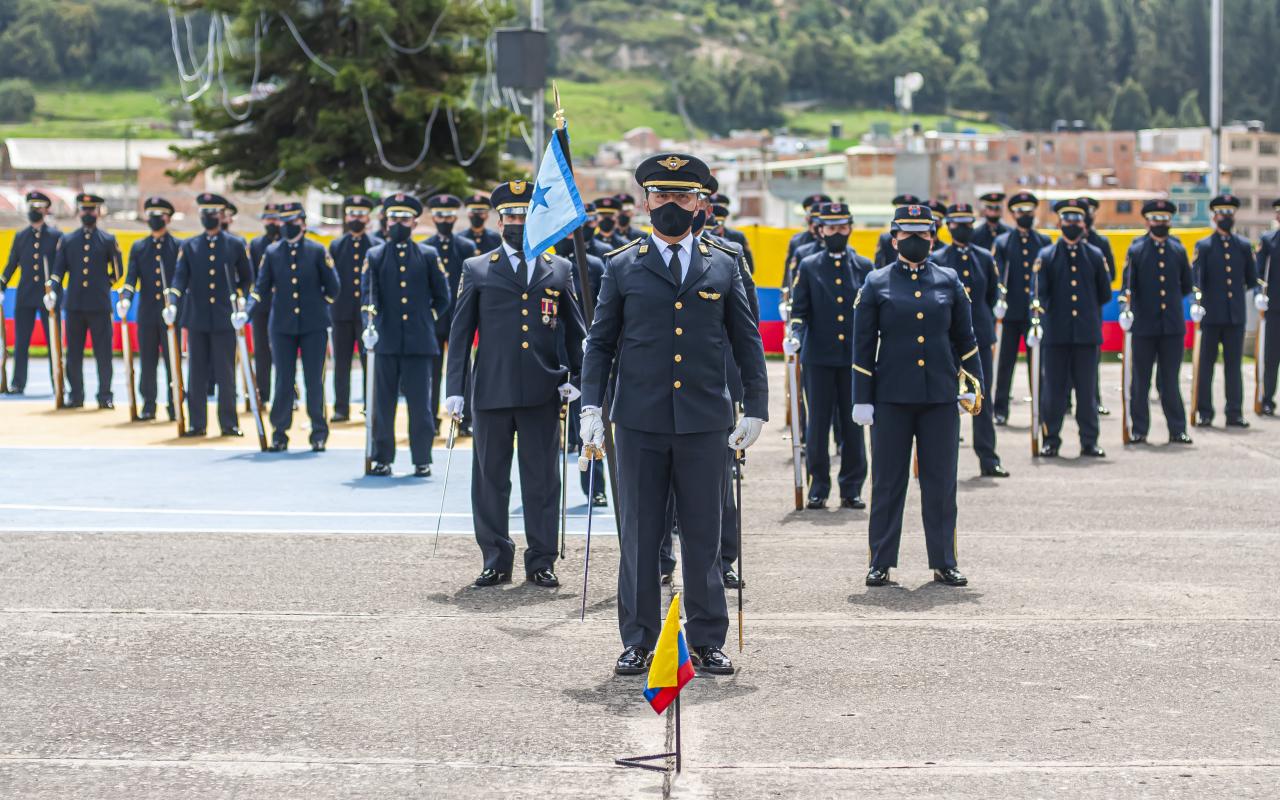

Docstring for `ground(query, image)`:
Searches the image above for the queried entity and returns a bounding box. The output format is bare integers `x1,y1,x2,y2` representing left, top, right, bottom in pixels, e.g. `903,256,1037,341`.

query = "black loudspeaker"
495,28,548,92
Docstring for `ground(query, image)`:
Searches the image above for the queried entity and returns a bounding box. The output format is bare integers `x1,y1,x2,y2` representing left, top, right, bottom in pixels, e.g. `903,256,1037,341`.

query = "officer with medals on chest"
461,193,503,255
854,204,983,588
1035,200,1113,458
1,191,62,395
327,196,381,422
1192,194,1259,428
118,197,181,420
1255,198,1280,415
970,192,1012,251
444,181,586,588
783,202,870,509
991,191,1053,425
423,194,477,434
937,202,1008,476
248,204,282,403
581,153,768,677
874,194,924,268
168,193,254,437
49,193,123,409
1118,200,1195,444
244,203,339,452
361,194,451,475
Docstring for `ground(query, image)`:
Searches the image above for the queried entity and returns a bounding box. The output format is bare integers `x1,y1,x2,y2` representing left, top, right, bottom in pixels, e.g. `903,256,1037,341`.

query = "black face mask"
200,211,221,231
1217,217,1235,232
1060,223,1084,242
283,222,303,240
221,221,231,232
897,235,931,264
690,211,707,237
346,219,366,234
949,224,973,245
983,214,1002,226
147,216,167,232
618,213,631,227
469,213,486,229
582,222,596,238
435,220,454,237
823,233,849,253
80,213,97,227
597,217,616,233
1149,224,1170,238
649,202,695,237
1016,213,1036,230
27,209,44,224
388,223,412,243
502,224,525,249
264,223,281,238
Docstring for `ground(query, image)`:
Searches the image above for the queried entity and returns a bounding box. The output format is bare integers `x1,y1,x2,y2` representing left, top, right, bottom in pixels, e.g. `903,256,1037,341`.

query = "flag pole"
674,696,682,773
552,82,621,530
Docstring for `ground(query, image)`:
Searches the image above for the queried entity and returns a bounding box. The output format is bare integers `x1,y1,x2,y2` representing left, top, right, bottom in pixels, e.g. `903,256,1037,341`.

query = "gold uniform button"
1159,261,1165,267
916,312,925,319
521,324,528,332
291,278,298,285
1160,290,1167,296
675,327,683,335
401,281,407,287
209,269,216,276
836,296,844,303
674,354,683,362
209,282,215,289
1228,291,1234,298
1022,249,1028,255
82,280,88,287
83,256,89,263
835,278,842,285
837,314,845,322
354,290,361,297
1226,267,1232,273
917,359,925,366
961,254,969,261
1071,310,1078,317
1071,280,1078,287
1071,266,1077,272
400,266,406,272
673,380,682,389
1225,253,1231,260
917,335,925,343
911,273,918,281
209,298,215,304
837,334,845,341
521,342,529,349
522,293,529,300
1025,288,1031,294
674,301,683,309
1159,275,1166,282
522,309,529,316
1161,303,1168,310
292,292,299,299
1071,294,1078,301
402,313,408,320
963,270,970,277
155,293,161,300
293,308,300,314
914,291,922,298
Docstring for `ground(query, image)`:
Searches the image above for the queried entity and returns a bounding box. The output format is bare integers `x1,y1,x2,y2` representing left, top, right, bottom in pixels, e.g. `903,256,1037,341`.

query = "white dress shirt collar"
651,233,695,282
502,242,532,282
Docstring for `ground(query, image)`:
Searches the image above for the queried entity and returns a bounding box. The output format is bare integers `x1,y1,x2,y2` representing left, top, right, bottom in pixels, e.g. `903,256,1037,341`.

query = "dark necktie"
516,254,528,286
667,246,681,284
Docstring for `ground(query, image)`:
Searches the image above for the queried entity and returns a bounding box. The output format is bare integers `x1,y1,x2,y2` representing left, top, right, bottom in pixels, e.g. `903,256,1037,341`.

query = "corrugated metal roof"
4,138,197,171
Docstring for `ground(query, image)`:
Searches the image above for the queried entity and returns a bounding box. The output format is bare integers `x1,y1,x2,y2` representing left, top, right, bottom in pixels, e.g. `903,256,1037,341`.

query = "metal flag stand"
615,696,682,775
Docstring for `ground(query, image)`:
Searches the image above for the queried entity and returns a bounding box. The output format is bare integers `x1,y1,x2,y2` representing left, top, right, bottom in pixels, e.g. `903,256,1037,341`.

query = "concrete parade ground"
1,356,1278,798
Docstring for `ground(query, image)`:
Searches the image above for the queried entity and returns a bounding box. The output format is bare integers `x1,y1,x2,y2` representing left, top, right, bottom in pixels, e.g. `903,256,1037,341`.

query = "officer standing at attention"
1036,200,1113,458
581,153,768,677
783,194,830,290
361,194,450,476
854,204,982,588
245,203,339,452
1254,198,1280,415
614,193,639,243
1,191,61,395
444,181,586,589
326,196,380,422
461,193,503,254
248,204,282,404
593,196,628,250
970,192,1011,251
49,193,122,409
424,194,477,433
784,202,869,509
874,194,924,268
118,197,181,420
938,202,1007,476
1078,196,1116,417
991,191,1053,425
167,193,253,437
1192,194,1259,427
1118,200,1195,444
709,193,755,274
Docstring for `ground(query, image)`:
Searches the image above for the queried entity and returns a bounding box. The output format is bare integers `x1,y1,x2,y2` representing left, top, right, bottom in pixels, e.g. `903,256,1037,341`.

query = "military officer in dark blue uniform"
118,197,180,420
1118,199,1194,444
1192,194,1259,427
245,203,339,451
168,192,253,437
710,193,755,274
592,195,628,250
49,193,122,409
938,202,1007,476
992,191,1053,425
326,196,380,422
874,194,924,268
783,193,830,289
855,204,982,588
461,193,503,254
222,201,241,240
1,191,61,394
248,204,282,404
1255,198,1280,415
424,194,478,434
1077,196,1116,417
581,153,768,677
1035,200,1113,457
785,202,869,508
614,192,639,243
361,194,450,475
444,181,586,589
971,192,1011,251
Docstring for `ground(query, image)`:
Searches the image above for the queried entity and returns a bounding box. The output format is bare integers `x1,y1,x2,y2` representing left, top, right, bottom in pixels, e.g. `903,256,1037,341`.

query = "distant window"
320,203,341,222
1176,201,1195,215
1240,196,1253,209
1116,200,1133,214
1232,167,1252,181
1230,139,1253,152
1259,167,1279,183
947,165,956,179
1260,140,1279,155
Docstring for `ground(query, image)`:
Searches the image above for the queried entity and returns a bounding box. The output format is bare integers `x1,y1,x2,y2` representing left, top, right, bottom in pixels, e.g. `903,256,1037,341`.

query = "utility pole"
1209,0,1222,196
530,0,545,176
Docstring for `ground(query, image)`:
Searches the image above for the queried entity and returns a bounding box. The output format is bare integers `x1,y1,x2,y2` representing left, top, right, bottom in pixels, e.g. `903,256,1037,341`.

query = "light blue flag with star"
523,128,587,261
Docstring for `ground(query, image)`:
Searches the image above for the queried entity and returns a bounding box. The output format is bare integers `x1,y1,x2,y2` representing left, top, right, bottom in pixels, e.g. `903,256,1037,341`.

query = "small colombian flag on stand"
643,593,696,714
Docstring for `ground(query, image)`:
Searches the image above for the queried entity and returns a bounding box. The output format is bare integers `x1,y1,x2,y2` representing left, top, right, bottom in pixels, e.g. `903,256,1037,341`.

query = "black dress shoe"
692,646,734,675
331,413,349,423
1039,444,1059,457
1127,433,1146,444
413,464,432,477
166,407,176,422
1081,445,1106,457
65,399,84,408
980,464,1010,477
1194,415,1213,427
368,462,392,476
474,568,512,587
311,439,326,453
614,646,652,675
458,423,473,437
722,568,744,589
933,567,968,586
98,399,114,410
138,410,156,421
1097,404,1110,416
660,572,673,586
529,568,559,588
840,496,866,509
1262,402,1276,417
806,496,826,510
592,493,608,508
1226,417,1250,428
865,566,890,586
267,441,288,452
180,428,207,438
221,427,244,437
1170,432,1194,444
994,413,1008,426
4,387,23,395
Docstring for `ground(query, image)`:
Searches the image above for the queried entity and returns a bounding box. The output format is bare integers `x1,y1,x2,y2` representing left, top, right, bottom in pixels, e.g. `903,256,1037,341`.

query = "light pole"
530,0,545,175
1209,0,1222,196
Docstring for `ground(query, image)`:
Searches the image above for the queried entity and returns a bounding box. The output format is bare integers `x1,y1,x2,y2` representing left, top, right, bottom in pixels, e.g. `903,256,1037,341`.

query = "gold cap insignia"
509,180,527,194
658,156,689,171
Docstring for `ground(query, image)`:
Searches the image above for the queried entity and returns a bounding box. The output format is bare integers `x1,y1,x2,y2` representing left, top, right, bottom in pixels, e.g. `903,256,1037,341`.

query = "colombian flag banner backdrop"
643,594,695,715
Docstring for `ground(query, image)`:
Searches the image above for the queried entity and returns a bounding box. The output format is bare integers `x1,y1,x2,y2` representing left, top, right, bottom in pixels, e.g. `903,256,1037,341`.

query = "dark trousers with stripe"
802,363,866,501
371,353,433,466
250,307,272,404
1042,344,1100,449
137,318,173,415
1262,315,1280,407
1196,323,1245,421
269,330,328,446
186,329,237,433
1130,334,1187,437
64,310,113,404
331,315,365,418
970,344,1000,469
994,319,1032,418
9,305,50,391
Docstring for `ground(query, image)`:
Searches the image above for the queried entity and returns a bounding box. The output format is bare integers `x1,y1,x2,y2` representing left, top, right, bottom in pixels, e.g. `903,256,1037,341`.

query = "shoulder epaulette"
704,237,737,257
541,252,552,263
604,237,643,258
490,251,501,262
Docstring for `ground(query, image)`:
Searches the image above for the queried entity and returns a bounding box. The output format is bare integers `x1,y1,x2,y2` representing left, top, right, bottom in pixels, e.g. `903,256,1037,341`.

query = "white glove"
993,297,1008,320
782,336,800,356
1119,309,1134,332
727,416,764,451
444,395,465,419
777,301,788,321
362,325,378,350
852,404,874,426
580,405,605,450
115,297,131,319
1190,303,1206,323
231,310,248,330
162,304,177,326
1256,292,1269,313
558,382,581,403
958,392,977,414
1026,325,1042,348
43,291,56,311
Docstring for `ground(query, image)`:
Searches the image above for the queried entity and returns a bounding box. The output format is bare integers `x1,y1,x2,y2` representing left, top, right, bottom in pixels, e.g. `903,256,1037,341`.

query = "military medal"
541,296,558,327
